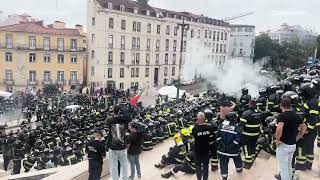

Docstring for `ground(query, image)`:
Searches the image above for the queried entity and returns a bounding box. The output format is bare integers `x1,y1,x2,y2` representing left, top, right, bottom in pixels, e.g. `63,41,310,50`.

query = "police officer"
217,112,243,180
240,100,263,169
86,131,106,180
154,133,187,169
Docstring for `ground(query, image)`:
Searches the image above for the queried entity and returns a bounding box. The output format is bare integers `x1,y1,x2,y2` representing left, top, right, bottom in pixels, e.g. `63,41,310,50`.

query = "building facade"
229,24,255,63
0,21,86,92
87,0,230,91
267,23,317,44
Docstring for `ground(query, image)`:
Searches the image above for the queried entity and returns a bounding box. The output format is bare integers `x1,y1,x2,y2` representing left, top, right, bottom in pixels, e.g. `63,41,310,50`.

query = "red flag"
130,90,144,106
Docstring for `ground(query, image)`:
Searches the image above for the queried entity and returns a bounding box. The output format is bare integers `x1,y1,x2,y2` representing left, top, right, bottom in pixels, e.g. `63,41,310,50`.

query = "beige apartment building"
87,0,230,91
0,21,86,92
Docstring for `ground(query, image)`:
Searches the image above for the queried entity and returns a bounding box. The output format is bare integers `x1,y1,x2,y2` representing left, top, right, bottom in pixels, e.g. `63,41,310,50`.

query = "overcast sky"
0,0,318,33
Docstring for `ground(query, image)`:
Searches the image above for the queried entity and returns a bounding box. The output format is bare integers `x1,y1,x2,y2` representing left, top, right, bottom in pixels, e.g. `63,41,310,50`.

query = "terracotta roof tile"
0,22,81,36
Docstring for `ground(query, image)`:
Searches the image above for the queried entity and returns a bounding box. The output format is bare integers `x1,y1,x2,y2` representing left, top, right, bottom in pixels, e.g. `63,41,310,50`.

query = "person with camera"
127,122,143,180
106,105,129,180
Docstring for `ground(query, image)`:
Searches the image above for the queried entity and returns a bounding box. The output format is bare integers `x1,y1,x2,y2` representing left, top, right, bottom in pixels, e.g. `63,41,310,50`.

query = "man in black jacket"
191,112,214,180
106,105,129,180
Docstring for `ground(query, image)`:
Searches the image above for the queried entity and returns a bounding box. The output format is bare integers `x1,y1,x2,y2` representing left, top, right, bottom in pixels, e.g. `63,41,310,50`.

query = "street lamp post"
176,19,189,100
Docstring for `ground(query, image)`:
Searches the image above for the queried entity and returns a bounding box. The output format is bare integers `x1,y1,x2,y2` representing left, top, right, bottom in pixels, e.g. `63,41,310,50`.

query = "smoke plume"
182,40,276,98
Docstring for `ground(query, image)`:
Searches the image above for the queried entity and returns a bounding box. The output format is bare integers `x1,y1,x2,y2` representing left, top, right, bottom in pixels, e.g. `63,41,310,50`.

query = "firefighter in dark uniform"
12,136,24,175
154,133,187,169
266,86,281,115
204,108,219,171
142,125,153,151
299,83,319,170
161,149,196,178
217,112,243,180
23,151,37,172
257,89,268,111
239,88,251,114
240,100,263,169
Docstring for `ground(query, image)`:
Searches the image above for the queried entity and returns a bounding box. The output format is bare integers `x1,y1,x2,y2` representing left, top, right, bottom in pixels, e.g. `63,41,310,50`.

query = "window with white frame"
58,54,64,64
156,54,159,65
165,39,169,51
145,68,149,77
147,39,151,50
70,71,77,81
44,37,50,50
5,52,12,62
29,53,36,63
147,23,151,33
120,52,125,64
44,54,50,63
71,55,77,64
121,20,126,30
121,36,125,49
43,71,51,81
29,71,36,82
156,39,160,51
109,18,114,29
166,25,170,35
71,39,77,51
108,35,113,48
157,25,161,34
108,52,113,64
173,54,176,65
137,22,141,32
131,68,135,77
57,38,64,51
108,68,112,78
146,54,150,65
135,68,139,77
57,71,64,81
29,36,36,49
5,34,13,48
173,40,177,51
5,70,13,80
120,68,124,78
135,53,140,65
164,67,168,76
165,53,168,65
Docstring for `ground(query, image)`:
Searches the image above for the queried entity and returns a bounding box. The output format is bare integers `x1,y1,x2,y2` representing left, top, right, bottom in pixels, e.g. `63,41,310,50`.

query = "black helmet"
282,91,299,105
299,83,316,99
242,88,249,95
225,112,237,123
204,109,213,119
259,89,267,96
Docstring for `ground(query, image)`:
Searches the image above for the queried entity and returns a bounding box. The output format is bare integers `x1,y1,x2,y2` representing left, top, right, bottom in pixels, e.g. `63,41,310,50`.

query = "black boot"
161,171,174,179
154,163,166,169
274,174,281,180
211,166,219,172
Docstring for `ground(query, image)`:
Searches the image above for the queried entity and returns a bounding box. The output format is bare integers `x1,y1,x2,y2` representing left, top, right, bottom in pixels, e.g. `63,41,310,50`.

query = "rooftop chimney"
75,24,85,35
52,21,66,29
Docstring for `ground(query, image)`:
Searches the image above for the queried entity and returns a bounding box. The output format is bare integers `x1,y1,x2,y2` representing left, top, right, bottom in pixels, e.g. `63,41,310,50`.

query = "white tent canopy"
0,91,12,98
157,86,186,99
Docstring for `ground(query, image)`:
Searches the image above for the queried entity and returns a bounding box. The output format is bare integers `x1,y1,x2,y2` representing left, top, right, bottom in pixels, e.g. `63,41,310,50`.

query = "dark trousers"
219,154,243,178
173,164,196,174
303,132,317,168
194,155,209,180
12,160,21,175
242,137,258,167
3,156,10,171
88,160,103,180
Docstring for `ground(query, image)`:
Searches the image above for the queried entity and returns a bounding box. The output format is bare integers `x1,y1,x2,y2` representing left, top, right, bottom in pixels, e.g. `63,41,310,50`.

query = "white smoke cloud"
182,40,276,98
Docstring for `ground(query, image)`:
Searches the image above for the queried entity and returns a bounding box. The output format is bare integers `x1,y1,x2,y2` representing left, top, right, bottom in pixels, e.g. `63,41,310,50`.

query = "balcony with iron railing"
42,79,53,85
69,79,79,86
0,43,86,52
56,80,66,86
3,79,14,85
28,80,38,86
